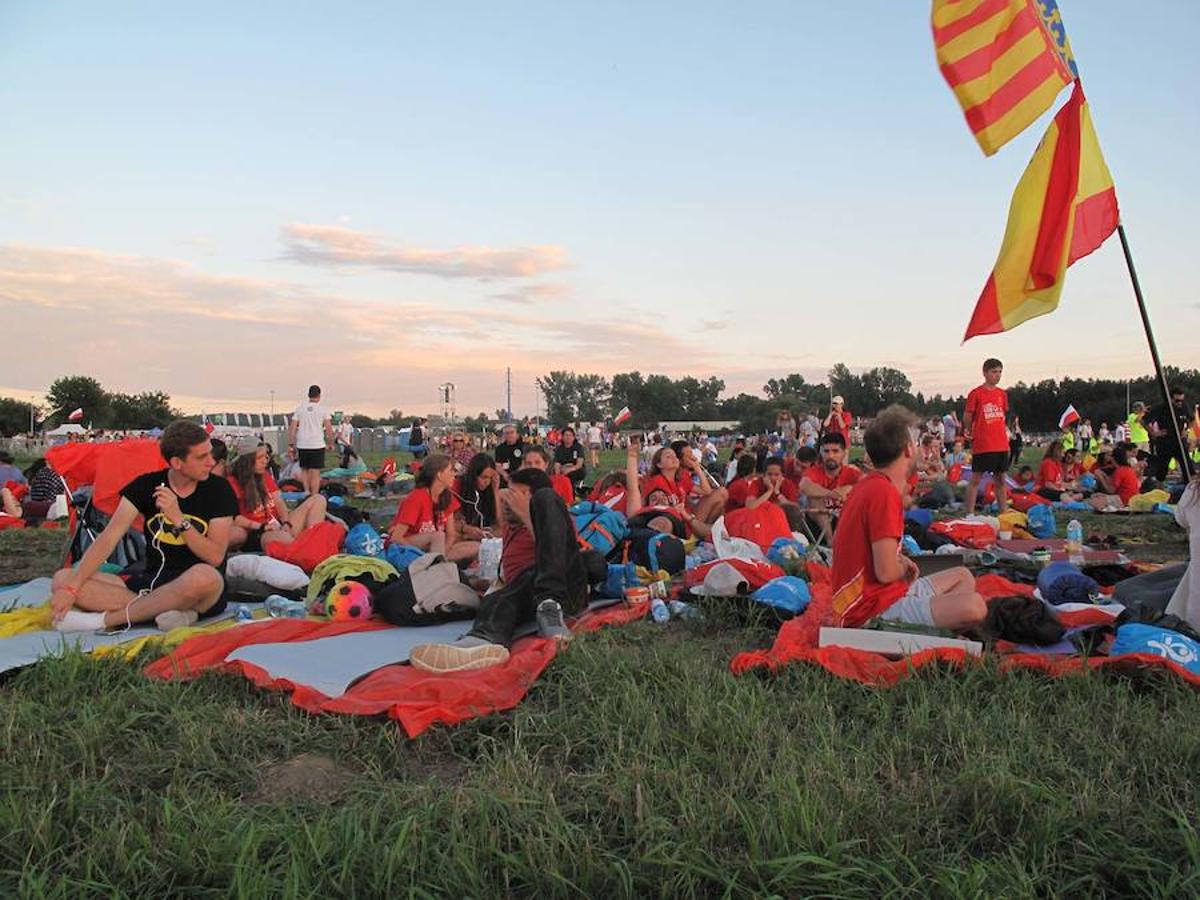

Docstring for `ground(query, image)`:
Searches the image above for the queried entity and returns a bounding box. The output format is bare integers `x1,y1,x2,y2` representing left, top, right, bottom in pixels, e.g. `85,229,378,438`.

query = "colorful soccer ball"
324,580,374,621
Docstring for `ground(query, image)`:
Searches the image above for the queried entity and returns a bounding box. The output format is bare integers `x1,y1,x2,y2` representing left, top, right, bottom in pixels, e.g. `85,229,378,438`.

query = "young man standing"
822,396,852,445
50,421,237,633
1148,385,1192,482
831,405,985,631
962,358,1010,515
288,385,333,497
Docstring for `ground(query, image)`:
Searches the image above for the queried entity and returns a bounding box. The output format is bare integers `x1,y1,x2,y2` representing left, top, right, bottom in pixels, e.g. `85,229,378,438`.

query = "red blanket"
730,567,1200,690
146,600,648,737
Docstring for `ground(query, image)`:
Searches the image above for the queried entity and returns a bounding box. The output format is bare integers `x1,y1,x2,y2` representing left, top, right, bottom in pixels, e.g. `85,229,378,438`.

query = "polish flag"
612,406,632,427
67,408,84,422
1059,405,1081,430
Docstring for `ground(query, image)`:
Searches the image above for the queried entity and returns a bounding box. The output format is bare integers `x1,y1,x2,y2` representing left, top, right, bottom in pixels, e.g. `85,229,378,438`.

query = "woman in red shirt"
1089,445,1143,510
1035,441,1082,503
227,444,328,552
389,454,476,562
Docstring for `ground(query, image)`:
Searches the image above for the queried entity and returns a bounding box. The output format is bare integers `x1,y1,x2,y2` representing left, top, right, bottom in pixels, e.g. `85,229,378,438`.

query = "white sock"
54,610,108,633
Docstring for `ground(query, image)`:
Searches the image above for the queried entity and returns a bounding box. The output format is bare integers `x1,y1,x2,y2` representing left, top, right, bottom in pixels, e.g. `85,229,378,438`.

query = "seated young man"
799,432,861,540
409,467,592,672
50,421,237,633
830,405,986,632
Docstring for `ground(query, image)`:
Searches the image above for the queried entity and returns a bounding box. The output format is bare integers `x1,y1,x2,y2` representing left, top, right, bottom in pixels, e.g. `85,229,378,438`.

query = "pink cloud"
280,223,570,279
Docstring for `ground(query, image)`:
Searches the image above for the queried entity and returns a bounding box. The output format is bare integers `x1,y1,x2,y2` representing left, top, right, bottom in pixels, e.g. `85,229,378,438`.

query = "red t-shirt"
824,410,852,438
725,476,757,511
227,472,280,525
501,520,536,583
830,471,908,627
1112,465,1140,504
1036,459,1063,489
390,487,460,536
805,465,861,492
642,473,690,505
965,385,1009,453
551,474,575,507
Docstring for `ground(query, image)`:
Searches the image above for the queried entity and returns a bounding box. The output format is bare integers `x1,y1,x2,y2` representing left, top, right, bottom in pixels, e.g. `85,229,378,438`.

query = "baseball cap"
690,562,750,597
832,396,844,405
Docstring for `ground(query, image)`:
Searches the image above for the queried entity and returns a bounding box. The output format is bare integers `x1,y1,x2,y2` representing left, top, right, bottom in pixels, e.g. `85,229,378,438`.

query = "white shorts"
879,576,937,627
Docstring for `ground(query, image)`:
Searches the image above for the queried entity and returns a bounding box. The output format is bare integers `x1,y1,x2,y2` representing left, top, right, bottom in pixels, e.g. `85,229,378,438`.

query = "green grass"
2,443,1196,894
3,609,1200,896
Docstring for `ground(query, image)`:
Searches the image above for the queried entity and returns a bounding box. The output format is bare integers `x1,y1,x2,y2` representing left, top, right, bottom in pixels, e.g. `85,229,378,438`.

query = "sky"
1,1,1197,418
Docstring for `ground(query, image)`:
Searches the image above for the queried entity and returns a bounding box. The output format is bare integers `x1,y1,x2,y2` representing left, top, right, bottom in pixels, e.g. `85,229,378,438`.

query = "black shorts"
241,528,264,553
972,451,1010,475
1037,486,1063,502
297,448,326,470
122,568,228,619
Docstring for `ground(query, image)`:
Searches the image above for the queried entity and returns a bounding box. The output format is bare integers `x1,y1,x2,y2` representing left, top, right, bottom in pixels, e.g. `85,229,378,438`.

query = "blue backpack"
1110,623,1200,676
570,501,629,558
344,523,385,558
1027,503,1056,539
753,576,812,617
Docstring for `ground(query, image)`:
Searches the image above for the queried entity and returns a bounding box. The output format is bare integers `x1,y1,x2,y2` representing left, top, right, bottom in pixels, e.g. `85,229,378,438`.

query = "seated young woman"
388,454,478,563
650,441,726,531
226,445,329,552
520,446,576,506
621,439,707,540
1035,440,1083,502
454,452,500,541
1088,445,1142,510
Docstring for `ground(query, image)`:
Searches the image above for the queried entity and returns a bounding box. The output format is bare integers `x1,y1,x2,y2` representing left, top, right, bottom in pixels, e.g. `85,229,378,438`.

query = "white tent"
45,423,86,437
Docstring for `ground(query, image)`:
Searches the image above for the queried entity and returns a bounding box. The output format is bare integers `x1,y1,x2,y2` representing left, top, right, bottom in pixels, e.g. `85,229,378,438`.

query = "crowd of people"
3,370,1189,671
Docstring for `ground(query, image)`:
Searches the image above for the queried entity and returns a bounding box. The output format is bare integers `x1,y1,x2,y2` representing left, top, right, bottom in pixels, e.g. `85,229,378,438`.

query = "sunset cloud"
279,223,570,280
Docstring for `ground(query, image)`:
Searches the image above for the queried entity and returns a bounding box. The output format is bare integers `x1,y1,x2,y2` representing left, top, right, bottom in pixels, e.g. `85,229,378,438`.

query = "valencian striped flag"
933,0,1078,155
963,81,1119,340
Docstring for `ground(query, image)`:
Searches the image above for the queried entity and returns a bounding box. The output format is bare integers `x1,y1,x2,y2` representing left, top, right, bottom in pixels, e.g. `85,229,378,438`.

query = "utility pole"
506,367,512,422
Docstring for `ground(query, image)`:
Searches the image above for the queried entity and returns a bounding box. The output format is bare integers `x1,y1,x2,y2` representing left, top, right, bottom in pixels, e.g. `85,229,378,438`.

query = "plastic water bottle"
1066,519,1084,565
477,537,502,582
232,603,253,624
668,599,703,621
265,594,308,619
649,596,670,624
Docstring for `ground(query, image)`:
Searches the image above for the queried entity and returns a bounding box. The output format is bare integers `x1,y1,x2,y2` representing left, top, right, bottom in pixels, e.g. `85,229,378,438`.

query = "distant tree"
108,391,177,429
494,408,512,423
0,397,40,437
763,373,808,400
349,413,378,428
46,375,108,426
383,408,406,426
575,374,611,422
537,371,578,424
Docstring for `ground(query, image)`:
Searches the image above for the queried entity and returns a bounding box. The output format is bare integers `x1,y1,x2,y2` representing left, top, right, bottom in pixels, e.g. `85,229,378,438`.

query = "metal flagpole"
1116,224,1192,479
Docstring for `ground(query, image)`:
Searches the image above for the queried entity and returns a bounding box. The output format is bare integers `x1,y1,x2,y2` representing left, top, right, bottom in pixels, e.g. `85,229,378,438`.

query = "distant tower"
439,382,456,424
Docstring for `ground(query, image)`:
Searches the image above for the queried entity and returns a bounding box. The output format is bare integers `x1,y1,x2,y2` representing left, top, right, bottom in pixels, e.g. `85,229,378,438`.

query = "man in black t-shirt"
553,426,586,490
51,421,237,633
494,424,525,483
1148,385,1192,481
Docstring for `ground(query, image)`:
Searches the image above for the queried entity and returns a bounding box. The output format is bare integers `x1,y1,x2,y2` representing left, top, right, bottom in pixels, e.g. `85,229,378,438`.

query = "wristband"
61,583,80,596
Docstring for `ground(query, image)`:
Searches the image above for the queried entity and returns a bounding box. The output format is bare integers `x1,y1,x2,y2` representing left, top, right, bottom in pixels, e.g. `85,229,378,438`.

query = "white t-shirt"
293,401,329,449
337,421,354,444
586,425,603,445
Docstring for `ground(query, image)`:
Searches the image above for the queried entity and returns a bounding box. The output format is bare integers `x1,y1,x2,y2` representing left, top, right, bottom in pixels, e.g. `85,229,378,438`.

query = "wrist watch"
175,519,193,534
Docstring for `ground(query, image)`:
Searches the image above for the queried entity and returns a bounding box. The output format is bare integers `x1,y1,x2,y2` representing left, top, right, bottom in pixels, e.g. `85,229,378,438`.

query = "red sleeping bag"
266,521,345,572
723,504,793,551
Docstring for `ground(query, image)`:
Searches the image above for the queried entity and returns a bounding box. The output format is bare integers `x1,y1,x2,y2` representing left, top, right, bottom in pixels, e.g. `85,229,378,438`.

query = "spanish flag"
933,0,1078,156
964,81,1119,340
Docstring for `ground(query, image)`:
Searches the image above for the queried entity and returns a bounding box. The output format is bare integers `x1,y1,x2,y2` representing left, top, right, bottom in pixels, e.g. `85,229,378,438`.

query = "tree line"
536,366,1200,435
0,376,178,436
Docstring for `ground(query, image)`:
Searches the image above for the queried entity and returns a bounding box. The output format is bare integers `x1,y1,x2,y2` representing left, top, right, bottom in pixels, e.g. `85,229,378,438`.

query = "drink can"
624,586,650,606
648,580,668,600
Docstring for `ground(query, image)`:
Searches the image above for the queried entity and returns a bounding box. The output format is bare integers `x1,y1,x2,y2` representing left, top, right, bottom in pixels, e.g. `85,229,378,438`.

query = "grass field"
1,445,1196,895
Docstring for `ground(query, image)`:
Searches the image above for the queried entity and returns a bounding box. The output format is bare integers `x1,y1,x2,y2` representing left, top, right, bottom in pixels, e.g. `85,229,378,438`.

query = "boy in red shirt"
831,405,985,631
962,357,1011,515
